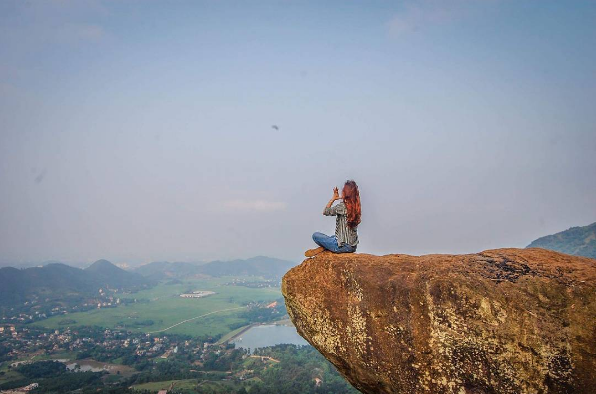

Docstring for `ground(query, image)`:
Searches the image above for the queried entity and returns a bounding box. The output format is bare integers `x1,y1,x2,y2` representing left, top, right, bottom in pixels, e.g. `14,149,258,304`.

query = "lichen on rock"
282,248,596,394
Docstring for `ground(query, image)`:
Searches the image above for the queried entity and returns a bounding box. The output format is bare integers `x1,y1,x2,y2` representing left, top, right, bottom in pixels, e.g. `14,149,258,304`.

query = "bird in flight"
271,125,279,130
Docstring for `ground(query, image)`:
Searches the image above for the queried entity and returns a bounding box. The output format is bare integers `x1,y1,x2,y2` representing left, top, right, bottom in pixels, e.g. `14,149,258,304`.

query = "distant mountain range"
0,260,149,305
134,261,210,282
0,256,297,306
527,222,596,259
135,256,297,281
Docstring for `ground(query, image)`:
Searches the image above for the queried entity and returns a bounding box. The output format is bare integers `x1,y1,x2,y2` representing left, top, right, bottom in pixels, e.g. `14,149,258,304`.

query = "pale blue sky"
1,0,595,266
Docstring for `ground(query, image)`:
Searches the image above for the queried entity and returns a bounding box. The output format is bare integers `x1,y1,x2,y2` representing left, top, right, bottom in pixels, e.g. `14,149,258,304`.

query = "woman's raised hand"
332,186,340,200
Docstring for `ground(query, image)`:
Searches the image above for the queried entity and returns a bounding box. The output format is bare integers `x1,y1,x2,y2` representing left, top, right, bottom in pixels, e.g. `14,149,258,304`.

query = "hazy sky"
1,0,595,267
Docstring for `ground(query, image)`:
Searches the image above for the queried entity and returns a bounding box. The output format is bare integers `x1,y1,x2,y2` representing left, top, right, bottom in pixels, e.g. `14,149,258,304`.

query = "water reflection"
232,324,308,352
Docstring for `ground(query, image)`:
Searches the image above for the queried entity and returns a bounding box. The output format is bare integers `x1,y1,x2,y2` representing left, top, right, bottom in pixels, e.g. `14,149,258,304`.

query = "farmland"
32,276,282,338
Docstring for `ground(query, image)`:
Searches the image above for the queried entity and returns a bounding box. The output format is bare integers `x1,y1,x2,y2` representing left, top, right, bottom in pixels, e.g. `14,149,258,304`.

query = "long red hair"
342,180,361,229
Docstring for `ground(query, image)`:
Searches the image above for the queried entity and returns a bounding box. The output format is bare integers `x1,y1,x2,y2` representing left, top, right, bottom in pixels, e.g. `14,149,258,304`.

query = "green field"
32,276,282,338
132,379,199,392
131,378,239,393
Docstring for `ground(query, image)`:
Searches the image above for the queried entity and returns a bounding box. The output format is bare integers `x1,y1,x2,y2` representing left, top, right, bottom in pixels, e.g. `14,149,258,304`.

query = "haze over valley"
1,0,595,393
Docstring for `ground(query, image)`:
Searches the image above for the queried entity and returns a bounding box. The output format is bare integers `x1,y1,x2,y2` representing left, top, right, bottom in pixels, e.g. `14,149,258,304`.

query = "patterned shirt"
323,202,359,247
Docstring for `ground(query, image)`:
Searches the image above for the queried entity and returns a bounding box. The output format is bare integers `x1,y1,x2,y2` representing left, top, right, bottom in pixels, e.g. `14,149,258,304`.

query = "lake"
232,324,308,351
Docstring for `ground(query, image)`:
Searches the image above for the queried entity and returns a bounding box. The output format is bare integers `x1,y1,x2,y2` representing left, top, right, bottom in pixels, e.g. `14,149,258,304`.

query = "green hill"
527,222,596,259
135,256,297,281
0,260,150,305
134,261,209,281
85,259,147,288
0,263,94,304
198,256,297,279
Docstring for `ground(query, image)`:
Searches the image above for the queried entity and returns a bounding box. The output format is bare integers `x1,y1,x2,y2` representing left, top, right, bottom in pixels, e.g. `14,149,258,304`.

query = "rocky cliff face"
282,248,596,394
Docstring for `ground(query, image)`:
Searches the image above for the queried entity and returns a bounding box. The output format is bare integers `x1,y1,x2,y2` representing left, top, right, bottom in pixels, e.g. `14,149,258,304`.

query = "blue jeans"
312,232,356,253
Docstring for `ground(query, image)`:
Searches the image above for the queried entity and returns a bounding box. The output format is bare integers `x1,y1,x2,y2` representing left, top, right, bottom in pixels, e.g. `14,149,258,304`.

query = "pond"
64,359,135,376
232,324,309,352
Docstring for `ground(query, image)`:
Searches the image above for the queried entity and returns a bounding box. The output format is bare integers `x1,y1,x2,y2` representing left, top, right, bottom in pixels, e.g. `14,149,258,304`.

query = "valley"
31,276,281,338
0,270,359,393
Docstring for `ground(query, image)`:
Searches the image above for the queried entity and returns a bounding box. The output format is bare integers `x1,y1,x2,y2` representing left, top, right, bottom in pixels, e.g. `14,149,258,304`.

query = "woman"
305,180,361,257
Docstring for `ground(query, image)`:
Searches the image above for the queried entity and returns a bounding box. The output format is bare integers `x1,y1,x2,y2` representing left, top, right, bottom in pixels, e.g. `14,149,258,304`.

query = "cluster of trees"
0,361,104,393
75,344,133,363
28,371,104,393
527,222,596,258
203,348,244,371
120,344,357,394
237,299,286,325
0,343,11,362
16,360,66,378
245,345,359,394
227,298,288,332
129,359,211,385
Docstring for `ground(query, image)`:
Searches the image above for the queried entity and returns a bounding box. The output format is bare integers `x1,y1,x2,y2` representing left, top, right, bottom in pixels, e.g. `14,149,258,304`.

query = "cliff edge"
282,248,596,394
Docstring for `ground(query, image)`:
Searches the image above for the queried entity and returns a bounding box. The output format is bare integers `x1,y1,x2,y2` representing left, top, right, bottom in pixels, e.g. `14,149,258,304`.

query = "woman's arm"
323,187,341,215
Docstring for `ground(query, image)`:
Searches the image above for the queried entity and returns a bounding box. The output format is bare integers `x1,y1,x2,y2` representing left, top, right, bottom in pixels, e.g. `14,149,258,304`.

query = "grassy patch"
31,277,282,338
0,369,24,386
132,378,198,392
23,351,78,363
102,374,123,384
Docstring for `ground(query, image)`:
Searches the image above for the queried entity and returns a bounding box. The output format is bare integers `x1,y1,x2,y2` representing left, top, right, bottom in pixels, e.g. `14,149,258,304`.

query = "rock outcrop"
282,248,596,394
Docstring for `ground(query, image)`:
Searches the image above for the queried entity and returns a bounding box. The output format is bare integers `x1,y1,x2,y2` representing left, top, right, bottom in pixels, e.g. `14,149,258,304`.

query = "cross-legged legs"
305,232,356,257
